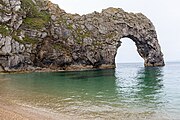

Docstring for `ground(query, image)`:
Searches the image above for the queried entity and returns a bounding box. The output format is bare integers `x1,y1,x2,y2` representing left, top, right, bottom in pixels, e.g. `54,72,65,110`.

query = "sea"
0,62,180,119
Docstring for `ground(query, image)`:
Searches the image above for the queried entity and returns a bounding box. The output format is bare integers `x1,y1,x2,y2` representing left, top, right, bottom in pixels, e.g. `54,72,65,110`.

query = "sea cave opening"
115,38,143,65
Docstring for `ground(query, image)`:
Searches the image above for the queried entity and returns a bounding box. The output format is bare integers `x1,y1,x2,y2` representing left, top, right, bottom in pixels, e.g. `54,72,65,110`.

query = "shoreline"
0,64,115,74
0,97,171,120
0,97,80,120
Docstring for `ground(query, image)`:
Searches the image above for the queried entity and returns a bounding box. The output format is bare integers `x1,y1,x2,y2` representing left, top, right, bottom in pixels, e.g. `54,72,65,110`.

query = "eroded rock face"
0,0,164,72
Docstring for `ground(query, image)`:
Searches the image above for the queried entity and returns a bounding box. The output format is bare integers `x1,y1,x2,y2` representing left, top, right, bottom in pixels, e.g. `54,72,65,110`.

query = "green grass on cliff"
75,27,91,45
13,34,38,45
23,35,38,44
21,0,38,17
23,11,50,29
12,30,38,45
21,0,50,29
0,25,10,36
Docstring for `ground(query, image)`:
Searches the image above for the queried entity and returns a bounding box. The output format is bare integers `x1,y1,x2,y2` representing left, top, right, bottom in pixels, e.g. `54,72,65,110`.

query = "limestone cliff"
0,0,164,72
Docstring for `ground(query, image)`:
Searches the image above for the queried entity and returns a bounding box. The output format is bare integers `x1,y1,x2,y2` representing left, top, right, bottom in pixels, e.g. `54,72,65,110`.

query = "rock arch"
0,1,164,72
78,7,165,68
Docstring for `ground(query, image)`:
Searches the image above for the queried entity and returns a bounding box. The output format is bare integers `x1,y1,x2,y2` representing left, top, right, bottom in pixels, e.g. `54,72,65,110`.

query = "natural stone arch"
115,34,164,67
85,7,165,67
0,1,165,72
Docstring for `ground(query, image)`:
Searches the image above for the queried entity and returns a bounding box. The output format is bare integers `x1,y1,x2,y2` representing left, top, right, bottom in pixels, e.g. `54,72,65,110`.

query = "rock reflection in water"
135,67,165,109
115,64,165,110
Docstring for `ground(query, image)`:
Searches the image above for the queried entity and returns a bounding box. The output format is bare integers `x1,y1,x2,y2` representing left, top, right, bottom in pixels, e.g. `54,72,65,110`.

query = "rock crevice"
0,0,164,72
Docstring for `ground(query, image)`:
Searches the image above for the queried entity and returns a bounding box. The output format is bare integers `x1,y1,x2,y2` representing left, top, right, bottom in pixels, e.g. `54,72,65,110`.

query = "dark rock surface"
0,0,164,72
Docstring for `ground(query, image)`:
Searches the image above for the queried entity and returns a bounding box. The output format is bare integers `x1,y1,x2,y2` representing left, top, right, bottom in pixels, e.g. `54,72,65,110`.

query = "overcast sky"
51,0,180,63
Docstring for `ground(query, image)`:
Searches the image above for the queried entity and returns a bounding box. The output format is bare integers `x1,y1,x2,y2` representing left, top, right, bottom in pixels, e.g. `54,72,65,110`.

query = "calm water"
0,62,180,119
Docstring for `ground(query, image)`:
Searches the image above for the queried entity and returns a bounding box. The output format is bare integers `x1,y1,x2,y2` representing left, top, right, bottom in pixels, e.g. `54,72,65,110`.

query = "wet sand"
0,98,79,120
0,98,170,120
0,97,171,120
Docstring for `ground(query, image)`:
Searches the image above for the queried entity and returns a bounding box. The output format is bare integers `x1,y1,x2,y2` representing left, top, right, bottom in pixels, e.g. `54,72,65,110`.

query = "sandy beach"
0,98,170,120
0,97,76,120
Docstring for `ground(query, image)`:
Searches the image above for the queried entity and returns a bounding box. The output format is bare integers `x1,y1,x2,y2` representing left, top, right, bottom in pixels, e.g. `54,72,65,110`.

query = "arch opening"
115,38,143,64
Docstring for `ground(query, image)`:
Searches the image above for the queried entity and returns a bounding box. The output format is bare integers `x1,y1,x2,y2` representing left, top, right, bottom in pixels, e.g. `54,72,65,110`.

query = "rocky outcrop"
0,0,164,72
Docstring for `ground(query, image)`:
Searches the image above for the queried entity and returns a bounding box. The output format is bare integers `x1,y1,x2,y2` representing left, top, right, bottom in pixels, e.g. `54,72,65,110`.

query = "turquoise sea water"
0,62,180,119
